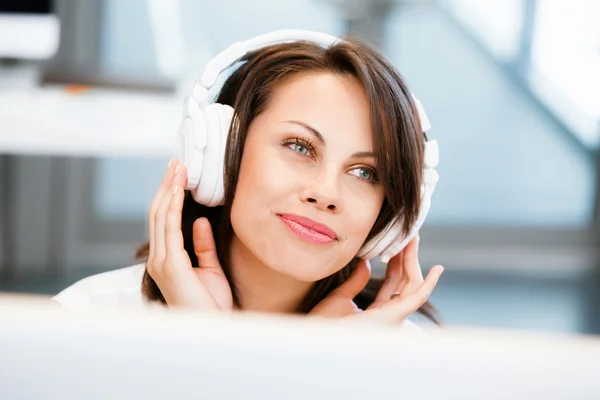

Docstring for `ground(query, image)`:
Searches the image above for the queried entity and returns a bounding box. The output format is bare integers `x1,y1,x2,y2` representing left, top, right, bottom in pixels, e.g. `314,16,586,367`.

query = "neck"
229,235,315,314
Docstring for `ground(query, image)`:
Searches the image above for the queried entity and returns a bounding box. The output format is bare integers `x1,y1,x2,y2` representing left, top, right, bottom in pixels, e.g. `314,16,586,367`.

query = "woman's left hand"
309,236,444,324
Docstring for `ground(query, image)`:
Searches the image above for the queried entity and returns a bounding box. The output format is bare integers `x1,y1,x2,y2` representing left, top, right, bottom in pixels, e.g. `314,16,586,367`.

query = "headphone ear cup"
178,98,207,191
357,184,434,262
188,103,233,206
357,217,403,261
371,141,438,262
194,105,219,204
378,190,433,264
208,104,234,206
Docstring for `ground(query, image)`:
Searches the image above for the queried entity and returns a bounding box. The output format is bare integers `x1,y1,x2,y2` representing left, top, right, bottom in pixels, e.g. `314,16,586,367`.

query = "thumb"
331,259,372,299
192,217,222,271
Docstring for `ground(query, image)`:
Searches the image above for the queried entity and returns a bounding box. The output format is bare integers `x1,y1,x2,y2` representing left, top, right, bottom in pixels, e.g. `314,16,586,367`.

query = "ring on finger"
390,291,401,300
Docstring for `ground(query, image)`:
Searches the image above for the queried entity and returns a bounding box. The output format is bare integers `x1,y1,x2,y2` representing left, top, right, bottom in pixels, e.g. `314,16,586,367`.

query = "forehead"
263,72,374,145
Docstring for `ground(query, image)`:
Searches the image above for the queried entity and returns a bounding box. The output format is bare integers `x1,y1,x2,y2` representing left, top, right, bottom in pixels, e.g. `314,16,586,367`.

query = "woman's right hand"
146,160,233,310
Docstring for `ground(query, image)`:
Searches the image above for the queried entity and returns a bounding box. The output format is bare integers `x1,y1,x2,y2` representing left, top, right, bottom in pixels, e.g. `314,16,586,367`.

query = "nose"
301,169,344,213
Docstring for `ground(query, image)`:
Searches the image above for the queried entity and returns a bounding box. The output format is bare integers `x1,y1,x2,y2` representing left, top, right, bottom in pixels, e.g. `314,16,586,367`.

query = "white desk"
0,86,181,158
2,297,600,399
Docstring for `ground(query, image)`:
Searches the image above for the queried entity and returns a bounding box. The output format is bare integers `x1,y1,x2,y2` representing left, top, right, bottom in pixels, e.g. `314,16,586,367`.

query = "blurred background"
0,0,599,334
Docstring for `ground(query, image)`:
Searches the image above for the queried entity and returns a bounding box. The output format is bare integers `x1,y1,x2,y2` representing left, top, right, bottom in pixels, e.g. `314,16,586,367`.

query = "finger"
374,250,404,303
148,159,176,260
379,265,444,323
403,235,424,283
395,236,424,297
165,164,188,260
331,259,371,299
150,159,176,214
154,161,182,265
193,217,222,271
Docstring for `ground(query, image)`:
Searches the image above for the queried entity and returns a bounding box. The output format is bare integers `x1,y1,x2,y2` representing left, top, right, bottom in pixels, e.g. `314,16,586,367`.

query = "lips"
278,213,338,245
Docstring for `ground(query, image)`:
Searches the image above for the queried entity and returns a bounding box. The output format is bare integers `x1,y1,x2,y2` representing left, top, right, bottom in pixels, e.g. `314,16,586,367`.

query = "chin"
264,240,352,282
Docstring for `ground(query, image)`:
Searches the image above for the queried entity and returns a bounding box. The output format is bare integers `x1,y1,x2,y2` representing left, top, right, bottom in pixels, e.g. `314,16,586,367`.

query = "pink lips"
278,214,337,245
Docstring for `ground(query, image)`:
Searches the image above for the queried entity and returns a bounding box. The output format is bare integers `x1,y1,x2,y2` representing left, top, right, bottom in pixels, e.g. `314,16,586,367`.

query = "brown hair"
137,37,439,323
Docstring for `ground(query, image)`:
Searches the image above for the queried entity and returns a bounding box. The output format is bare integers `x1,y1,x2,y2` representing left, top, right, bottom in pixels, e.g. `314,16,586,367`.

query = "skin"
146,72,444,323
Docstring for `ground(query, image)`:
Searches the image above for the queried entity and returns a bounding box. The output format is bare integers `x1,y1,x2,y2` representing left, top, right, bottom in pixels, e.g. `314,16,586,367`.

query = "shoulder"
52,263,154,310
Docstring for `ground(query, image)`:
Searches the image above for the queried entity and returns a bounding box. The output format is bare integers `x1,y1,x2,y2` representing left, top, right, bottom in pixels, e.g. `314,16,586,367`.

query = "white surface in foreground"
1,295,599,400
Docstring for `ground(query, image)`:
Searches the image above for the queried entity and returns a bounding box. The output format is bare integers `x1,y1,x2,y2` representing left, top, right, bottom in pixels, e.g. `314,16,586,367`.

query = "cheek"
230,143,295,241
233,145,296,209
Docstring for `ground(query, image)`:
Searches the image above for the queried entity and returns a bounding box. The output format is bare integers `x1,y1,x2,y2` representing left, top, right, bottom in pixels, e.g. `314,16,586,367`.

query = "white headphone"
177,29,439,263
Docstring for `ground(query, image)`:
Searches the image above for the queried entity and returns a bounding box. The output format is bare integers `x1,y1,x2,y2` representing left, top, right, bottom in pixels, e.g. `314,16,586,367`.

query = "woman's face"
230,72,385,282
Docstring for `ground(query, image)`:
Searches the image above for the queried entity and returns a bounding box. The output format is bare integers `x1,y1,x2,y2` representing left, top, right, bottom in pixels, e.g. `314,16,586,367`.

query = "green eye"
358,168,372,180
291,143,309,155
350,167,377,182
281,137,315,157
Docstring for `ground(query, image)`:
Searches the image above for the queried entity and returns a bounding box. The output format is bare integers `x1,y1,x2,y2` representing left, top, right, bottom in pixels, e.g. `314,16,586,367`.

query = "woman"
54,33,444,327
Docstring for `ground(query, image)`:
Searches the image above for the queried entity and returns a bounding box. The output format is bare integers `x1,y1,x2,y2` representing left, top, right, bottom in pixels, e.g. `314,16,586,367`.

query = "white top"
53,264,423,332
53,264,151,310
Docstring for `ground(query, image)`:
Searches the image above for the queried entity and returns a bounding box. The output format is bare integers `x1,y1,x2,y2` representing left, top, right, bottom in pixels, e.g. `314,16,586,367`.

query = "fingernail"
174,163,181,175
172,185,179,195
168,159,174,168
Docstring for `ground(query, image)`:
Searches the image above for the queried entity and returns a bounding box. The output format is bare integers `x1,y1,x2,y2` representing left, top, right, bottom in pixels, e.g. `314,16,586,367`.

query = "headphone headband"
200,30,341,89
192,30,341,105
191,28,429,133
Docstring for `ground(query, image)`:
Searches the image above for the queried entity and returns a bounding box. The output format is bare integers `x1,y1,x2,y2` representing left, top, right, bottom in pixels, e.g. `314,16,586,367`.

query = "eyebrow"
283,120,374,159
284,120,326,145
